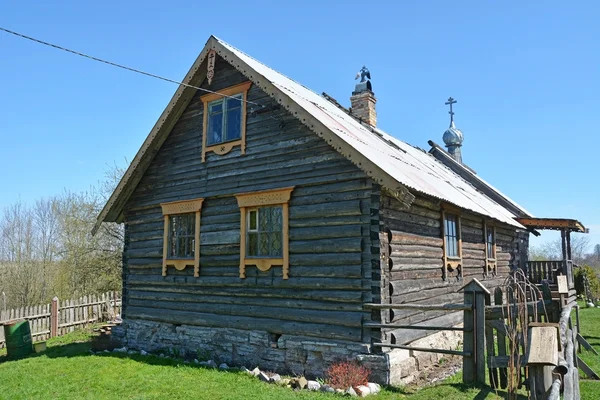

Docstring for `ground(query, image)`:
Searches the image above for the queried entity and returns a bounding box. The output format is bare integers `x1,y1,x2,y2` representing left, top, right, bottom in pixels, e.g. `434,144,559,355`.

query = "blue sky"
1,1,598,249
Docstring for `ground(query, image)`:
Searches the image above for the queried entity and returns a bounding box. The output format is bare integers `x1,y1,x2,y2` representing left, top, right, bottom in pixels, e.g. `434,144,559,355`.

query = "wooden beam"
576,333,598,355
363,303,472,311
577,356,600,380
372,343,470,357
364,322,467,331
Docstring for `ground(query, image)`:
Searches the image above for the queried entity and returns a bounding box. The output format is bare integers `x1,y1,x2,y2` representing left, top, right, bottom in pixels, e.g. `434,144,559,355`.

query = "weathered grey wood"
463,289,475,383
388,312,463,345
576,333,598,355
364,322,465,331
364,302,471,311
474,286,487,384
576,356,600,380
487,355,526,368
484,292,498,388
372,343,469,357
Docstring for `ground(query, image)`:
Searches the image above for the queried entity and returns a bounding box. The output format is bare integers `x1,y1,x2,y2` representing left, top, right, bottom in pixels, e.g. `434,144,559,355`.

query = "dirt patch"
408,355,463,388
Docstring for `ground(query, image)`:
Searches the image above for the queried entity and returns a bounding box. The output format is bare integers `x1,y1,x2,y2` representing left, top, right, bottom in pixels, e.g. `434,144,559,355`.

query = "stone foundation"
113,319,462,385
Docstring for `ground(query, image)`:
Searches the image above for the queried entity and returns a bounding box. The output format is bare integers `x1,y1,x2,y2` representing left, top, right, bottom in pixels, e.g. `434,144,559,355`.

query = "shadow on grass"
383,381,528,399
0,340,241,372
1,338,529,399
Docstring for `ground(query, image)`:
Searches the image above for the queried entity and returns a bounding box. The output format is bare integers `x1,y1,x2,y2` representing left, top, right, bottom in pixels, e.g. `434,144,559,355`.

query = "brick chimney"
350,66,377,127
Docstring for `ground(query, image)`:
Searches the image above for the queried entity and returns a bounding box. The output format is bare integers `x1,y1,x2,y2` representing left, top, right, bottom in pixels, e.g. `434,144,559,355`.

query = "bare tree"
0,162,125,308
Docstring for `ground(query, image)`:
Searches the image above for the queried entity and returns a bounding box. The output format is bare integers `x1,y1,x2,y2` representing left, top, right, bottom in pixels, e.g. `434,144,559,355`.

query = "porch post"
566,230,572,261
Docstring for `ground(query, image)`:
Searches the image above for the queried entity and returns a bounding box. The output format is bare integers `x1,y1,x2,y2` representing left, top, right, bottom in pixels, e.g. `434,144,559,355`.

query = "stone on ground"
346,387,358,396
219,363,229,370
320,384,335,393
367,382,381,394
258,371,271,382
307,380,321,391
251,367,261,377
356,385,371,397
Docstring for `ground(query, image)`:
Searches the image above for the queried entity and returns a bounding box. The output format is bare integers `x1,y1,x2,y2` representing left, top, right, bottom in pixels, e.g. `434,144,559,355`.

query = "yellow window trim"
160,198,204,277
201,81,252,162
441,207,463,281
235,187,294,280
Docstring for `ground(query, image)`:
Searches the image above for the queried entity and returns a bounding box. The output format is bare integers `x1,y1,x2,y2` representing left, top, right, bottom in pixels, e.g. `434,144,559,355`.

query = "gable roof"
94,35,526,233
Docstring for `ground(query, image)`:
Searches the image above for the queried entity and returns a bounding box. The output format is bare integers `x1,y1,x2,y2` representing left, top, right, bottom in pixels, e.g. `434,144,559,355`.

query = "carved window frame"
484,221,497,277
160,198,204,277
235,187,294,280
201,81,252,162
441,207,463,281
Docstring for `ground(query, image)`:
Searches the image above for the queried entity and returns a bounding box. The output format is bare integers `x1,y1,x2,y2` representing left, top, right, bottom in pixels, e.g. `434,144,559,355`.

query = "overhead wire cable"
0,26,267,108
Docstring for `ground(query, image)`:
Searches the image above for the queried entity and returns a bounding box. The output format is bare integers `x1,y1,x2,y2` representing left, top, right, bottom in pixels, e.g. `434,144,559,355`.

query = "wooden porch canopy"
518,218,588,290
516,218,588,233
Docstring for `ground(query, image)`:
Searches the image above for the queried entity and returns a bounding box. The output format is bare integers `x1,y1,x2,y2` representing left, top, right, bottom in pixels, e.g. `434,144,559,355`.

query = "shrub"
325,360,370,391
574,265,600,301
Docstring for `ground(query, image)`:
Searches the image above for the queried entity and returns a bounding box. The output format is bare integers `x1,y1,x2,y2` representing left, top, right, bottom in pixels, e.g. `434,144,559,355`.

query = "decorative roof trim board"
94,35,527,233
92,45,211,234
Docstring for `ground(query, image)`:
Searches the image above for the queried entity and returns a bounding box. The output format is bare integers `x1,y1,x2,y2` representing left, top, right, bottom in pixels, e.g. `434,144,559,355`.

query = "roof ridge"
215,37,326,100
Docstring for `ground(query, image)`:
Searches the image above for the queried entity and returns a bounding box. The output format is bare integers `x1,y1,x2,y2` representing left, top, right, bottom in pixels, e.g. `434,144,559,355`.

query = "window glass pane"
444,214,459,258
259,208,270,231
168,213,195,259
259,232,269,256
271,207,282,230
248,232,258,256
226,106,242,141
207,110,223,145
227,96,242,110
210,101,223,113
245,205,283,258
270,232,282,256
249,210,258,230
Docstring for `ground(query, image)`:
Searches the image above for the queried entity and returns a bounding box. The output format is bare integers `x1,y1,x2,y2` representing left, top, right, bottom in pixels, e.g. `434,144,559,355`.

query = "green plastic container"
3,320,33,359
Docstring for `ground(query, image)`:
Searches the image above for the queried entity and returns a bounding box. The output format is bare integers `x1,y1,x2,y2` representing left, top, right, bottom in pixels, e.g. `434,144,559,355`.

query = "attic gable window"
441,208,462,281
235,187,294,280
201,81,252,162
160,198,204,277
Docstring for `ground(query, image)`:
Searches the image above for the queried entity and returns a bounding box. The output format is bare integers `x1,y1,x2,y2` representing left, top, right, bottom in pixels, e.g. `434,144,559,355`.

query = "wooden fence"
0,291,120,347
366,278,488,384
367,276,586,399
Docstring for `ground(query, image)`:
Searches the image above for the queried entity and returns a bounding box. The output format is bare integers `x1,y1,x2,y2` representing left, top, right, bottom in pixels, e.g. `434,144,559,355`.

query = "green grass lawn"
1,311,599,400
576,302,600,397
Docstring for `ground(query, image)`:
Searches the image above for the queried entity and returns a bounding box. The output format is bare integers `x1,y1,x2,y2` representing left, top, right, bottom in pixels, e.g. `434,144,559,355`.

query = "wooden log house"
95,36,537,384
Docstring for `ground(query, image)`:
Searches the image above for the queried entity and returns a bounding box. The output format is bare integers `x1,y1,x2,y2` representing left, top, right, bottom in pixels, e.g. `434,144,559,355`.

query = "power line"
0,26,266,108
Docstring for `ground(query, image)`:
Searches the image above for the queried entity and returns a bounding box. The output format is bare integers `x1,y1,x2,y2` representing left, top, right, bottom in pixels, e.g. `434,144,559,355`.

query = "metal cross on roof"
445,97,457,124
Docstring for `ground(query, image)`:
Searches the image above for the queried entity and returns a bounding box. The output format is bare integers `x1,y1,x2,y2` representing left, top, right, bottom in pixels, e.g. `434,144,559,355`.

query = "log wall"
121,57,374,343
378,192,526,345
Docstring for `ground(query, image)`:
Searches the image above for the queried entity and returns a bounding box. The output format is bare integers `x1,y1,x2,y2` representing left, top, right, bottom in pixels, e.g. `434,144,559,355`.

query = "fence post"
50,296,59,338
461,278,490,385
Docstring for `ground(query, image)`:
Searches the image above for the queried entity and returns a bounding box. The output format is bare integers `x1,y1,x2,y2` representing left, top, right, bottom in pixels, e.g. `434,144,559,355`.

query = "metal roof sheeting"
219,38,525,229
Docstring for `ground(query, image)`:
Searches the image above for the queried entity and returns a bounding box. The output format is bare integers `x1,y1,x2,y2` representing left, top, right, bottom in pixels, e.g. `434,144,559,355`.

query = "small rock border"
91,347,381,396
239,365,380,397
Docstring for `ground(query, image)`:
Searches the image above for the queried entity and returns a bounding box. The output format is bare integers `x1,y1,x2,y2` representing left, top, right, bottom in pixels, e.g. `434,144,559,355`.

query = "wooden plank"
364,303,471,311
364,322,466,331
526,326,558,366
372,343,470,357
487,356,526,368
577,356,600,380
494,287,508,389
557,275,568,294
485,292,498,388
576,333,598,355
